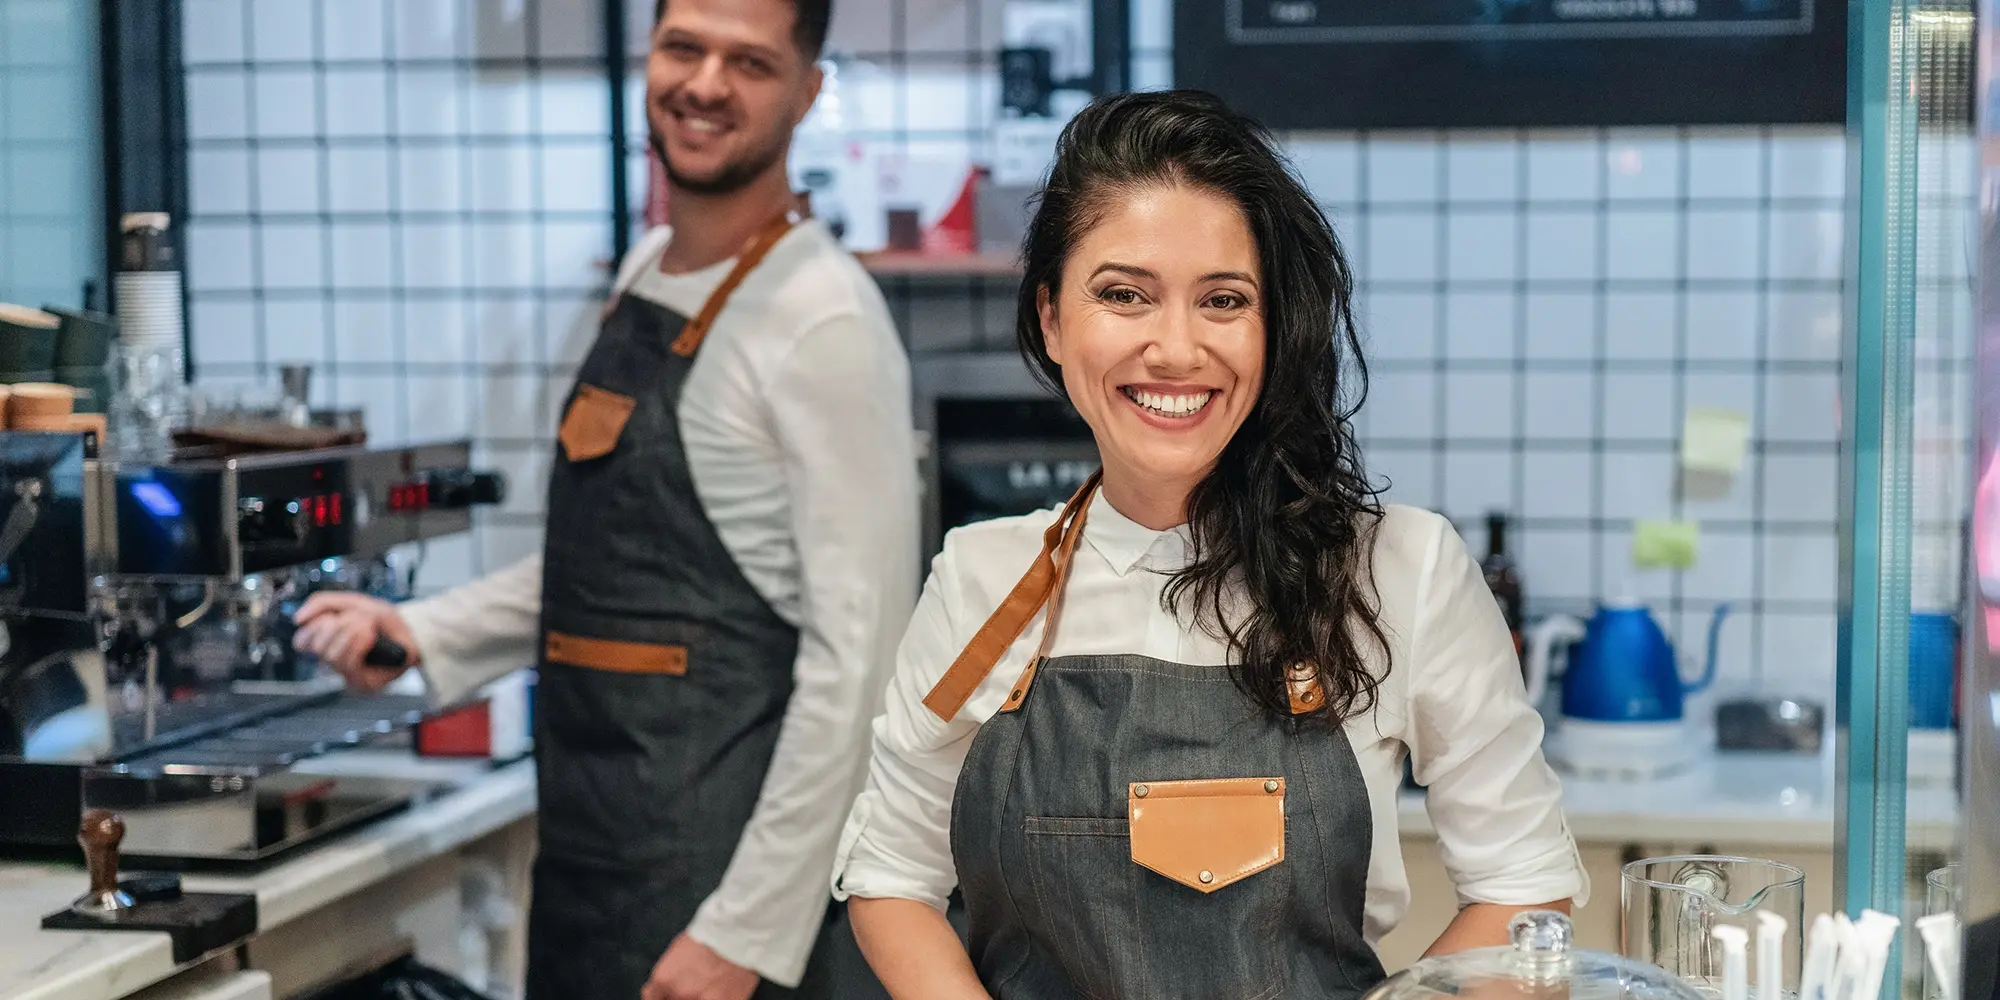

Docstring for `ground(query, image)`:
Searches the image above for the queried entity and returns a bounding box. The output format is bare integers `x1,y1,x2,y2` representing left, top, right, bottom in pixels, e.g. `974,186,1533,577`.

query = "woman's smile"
1119,383,1219,425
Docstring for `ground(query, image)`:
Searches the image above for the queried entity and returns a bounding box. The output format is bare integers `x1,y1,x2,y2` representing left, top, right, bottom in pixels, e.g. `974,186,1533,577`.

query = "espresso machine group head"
0,436,505,862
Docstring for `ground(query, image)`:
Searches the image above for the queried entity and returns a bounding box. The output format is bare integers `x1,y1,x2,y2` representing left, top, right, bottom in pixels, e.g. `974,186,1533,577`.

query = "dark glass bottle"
1481,511,1524,654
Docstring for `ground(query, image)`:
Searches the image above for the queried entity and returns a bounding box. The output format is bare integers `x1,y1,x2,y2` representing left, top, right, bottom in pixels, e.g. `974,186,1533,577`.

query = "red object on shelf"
924,168,978,255
416,700,494,757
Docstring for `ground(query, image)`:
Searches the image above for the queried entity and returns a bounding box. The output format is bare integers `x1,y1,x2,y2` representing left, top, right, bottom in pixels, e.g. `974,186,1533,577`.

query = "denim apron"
926,474,1388,1000
526,214,852,999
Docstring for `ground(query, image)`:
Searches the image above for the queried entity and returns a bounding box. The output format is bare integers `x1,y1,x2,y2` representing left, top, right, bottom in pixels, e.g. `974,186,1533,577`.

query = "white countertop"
0,754,536,1000
1397,745,1960,850
0,741,1962,1000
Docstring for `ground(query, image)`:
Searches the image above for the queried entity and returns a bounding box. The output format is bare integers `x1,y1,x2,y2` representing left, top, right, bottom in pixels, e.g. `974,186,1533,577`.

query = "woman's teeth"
1122,387,1214,417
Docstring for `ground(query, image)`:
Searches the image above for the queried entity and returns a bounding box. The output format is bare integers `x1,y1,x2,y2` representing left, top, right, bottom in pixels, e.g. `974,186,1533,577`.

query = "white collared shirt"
831,494,1587,944
398,220,919,987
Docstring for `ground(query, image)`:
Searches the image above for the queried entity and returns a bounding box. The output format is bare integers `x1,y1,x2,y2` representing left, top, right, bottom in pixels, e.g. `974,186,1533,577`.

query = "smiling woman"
835,89,1586,1000
1015,88,1380,724
1036,188,1268,529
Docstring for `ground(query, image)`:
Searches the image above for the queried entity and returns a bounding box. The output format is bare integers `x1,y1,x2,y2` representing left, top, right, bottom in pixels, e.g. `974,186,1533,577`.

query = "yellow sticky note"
1681,407,1751,475
1632,520,1699,569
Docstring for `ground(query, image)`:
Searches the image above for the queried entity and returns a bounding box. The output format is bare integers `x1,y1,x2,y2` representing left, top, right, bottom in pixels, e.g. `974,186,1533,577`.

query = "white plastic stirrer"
1756,912,1789,1000
1715,925,1751,1000
1799,913,1840,1000
1916,912,1962,1000
1849,910,1902,1000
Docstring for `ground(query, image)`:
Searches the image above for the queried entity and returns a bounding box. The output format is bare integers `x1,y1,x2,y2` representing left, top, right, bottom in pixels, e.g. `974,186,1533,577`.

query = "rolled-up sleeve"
399,555,543,709
831,548,976,911
681,311,919,986
1406,521,1589,908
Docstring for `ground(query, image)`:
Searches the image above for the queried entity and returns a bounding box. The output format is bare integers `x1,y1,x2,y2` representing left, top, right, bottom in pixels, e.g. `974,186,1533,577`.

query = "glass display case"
1842,0,1974,992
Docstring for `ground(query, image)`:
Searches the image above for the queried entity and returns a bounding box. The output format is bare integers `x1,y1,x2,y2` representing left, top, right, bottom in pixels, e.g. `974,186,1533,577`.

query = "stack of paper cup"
114,212,184,351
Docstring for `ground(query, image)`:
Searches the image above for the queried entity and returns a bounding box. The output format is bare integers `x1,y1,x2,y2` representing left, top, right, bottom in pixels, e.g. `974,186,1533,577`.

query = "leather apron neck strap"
668,210,800,358
921,471,1101,723
919,470,1332,722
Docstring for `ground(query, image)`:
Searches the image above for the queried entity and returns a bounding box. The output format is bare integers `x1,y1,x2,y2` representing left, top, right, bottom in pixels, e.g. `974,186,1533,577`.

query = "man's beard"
649,120,789,197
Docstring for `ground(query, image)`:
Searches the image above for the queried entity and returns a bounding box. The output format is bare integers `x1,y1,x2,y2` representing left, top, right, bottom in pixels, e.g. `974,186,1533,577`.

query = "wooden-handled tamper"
71,808,135,917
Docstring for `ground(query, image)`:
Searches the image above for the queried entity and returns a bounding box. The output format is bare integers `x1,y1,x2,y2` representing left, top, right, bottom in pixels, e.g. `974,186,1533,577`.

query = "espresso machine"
0,433,504,863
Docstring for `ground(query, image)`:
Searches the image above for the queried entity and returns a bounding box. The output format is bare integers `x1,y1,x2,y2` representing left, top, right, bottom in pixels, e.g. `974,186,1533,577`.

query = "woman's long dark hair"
1017,89,1387,722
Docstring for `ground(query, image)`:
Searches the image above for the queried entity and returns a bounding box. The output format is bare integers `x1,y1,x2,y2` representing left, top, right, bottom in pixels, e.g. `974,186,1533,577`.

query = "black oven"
915,353,1099,563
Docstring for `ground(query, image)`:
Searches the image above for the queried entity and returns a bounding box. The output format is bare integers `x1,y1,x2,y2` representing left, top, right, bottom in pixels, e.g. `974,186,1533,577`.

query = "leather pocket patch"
558,384,636,462
1128,777,1285,893
545,632,688,675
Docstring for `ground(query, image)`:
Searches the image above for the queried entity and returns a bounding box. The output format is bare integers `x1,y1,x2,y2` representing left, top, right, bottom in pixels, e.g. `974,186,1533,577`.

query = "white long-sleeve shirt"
399,220,919,987
832,496,1587,944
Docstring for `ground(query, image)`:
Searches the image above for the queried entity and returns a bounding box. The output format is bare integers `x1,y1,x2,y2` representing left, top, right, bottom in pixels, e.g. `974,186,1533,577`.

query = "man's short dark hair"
653,0,831,61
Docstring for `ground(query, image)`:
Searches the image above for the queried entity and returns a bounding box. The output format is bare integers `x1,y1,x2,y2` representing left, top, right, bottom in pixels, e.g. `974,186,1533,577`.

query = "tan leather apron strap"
669,210,799,358
997,485,1096,714
921,471,1101,722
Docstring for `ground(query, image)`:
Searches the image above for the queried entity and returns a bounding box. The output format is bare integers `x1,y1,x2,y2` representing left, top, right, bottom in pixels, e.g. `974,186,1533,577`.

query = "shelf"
859,251,1022,278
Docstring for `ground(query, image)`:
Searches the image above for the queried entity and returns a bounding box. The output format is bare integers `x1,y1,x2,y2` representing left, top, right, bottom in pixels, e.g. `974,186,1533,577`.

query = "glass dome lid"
1364,911,1710,1000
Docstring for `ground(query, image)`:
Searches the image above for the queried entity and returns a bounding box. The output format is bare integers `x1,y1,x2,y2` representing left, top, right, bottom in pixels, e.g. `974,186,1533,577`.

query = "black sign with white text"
1176,0,1844,128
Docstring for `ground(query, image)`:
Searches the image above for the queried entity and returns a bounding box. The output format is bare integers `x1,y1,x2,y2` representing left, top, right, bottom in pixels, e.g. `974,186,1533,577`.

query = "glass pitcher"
1923,865,1961,1000
1622,855,1807,997
1365,910,1708,1000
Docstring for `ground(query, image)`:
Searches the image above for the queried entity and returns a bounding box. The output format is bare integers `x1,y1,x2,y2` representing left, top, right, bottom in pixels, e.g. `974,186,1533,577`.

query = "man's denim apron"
527,215,855,999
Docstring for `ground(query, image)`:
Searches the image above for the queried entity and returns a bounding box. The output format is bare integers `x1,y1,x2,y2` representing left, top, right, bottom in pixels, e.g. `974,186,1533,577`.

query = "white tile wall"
0,0,102,310
182,0,610,590
175,0,1976,698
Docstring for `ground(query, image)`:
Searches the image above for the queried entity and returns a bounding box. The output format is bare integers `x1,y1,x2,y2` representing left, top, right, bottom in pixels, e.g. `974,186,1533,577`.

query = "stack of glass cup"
1623,856,1809,999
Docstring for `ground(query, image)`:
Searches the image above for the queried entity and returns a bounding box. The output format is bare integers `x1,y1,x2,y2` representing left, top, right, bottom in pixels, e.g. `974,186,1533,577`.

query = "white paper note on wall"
994,117,1066,186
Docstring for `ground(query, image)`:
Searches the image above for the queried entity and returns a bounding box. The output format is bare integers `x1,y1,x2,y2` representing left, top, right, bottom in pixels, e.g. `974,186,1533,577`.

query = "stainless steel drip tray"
111,693,426,771
85,693,442,863
108,689,343,757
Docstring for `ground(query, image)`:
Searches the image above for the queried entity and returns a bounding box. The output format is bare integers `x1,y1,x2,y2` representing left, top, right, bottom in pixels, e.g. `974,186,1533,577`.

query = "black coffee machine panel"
0,432,93,618
113,442,505,580
0,438,507,862
916,353,1101,563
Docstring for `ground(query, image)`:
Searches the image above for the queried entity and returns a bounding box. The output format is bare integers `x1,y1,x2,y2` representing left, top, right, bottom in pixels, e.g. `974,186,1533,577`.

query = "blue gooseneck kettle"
1523,598,1731,723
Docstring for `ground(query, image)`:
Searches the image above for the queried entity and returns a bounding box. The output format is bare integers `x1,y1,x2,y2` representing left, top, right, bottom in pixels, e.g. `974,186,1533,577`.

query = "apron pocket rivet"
1199,870,1214,884
1135,784,1149,798
1264,780,1279,793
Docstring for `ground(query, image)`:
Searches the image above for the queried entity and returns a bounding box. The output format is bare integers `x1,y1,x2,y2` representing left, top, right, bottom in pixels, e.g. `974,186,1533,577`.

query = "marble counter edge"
181,759,538,928
0,760,537,1000
0,925,177,1000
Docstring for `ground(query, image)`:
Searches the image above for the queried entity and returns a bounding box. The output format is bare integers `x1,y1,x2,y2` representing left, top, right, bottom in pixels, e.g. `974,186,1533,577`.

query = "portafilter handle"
72,808,134,917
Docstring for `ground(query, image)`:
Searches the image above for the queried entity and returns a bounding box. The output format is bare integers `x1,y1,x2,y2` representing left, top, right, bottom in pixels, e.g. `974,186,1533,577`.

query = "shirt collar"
1081,489,1193,577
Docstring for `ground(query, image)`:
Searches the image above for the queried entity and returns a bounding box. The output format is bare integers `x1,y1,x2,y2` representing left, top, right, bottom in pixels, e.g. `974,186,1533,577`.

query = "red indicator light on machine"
331,492,343,525
313,495,328,527
387,483,431,512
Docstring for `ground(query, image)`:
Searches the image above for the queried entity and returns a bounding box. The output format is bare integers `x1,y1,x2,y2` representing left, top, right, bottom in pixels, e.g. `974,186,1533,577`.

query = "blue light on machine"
129,481,182,519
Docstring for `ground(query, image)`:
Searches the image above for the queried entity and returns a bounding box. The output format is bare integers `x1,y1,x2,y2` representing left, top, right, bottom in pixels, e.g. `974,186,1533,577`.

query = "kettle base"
1548,718,1699,780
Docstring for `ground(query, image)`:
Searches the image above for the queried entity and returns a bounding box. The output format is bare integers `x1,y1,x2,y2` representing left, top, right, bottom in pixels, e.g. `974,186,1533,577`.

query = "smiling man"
291,1,915,998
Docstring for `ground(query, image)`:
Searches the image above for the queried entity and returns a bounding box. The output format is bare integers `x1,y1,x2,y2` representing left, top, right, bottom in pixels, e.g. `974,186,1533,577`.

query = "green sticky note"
1681,407,1751,475
1632,520,1699,569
